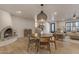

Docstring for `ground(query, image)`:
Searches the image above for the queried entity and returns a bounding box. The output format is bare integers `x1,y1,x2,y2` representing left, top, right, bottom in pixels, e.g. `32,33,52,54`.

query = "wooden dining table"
27,33,57,53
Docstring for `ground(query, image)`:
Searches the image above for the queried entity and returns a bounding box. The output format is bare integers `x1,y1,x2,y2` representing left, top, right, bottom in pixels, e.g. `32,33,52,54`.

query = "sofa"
66,32,79,40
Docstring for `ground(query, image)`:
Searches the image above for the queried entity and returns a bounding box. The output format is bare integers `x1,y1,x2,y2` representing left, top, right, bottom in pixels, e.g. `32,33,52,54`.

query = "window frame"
66,22,72,32
50,23,55,33
76,21,79,32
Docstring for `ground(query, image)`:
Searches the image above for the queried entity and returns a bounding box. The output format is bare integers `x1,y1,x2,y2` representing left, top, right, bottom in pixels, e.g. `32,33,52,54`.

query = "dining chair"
50,34,57,50
24,29,28,37
27,29,40,53
27,29,36,52
39,36,51,53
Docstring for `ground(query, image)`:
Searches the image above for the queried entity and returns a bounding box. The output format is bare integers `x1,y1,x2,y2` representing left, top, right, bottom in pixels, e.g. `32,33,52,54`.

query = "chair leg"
27,43,30,52
35,42,39,53
35,40,40,53
54,41,57,50
48,43,51,53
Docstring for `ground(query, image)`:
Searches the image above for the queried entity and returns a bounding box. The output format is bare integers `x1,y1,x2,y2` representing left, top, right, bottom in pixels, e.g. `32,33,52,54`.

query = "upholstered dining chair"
50,34,57,50
39,36,51,53
27,30,39,53
27,29,36,52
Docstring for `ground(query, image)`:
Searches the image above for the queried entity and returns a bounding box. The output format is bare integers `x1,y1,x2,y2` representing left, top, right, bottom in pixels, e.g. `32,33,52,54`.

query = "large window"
66,21,79,32
76,22,79,32
66,22,72,32
50,23,55,33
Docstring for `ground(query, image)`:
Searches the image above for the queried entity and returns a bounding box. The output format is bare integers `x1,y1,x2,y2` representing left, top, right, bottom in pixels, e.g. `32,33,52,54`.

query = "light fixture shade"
37,11,47,21
73,14,76,19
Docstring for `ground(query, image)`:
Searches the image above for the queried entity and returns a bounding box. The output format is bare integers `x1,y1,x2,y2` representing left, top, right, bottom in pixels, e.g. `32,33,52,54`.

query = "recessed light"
16,10,22,14
54,12,57,15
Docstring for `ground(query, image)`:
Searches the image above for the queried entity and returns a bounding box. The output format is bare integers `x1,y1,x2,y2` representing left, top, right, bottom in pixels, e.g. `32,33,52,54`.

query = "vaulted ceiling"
0,4,79,21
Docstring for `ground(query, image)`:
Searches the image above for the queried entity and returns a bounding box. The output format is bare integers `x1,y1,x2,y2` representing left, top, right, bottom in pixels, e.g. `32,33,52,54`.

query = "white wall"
56,21,65,32
0,10,12,31
43,22,50,34
12,16,35,38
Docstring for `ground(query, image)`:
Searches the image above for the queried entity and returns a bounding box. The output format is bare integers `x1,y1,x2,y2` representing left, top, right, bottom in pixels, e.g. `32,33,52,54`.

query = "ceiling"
0,4,79,21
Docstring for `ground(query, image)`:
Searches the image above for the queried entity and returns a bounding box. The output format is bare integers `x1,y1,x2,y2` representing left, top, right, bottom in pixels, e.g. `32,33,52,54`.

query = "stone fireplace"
0,26,17,46
0,26,16,40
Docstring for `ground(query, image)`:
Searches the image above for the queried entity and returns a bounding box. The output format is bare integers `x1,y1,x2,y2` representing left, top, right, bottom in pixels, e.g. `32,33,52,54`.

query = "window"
66,22,72,32
76,22,79,32
50,23,55,33
66,21,79,32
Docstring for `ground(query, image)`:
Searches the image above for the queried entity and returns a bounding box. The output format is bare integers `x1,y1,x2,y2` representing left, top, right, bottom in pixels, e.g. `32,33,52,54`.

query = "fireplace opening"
4,28,13,38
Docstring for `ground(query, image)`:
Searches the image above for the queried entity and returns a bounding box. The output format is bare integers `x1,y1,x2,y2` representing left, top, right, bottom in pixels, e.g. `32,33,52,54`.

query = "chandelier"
37,4,47,22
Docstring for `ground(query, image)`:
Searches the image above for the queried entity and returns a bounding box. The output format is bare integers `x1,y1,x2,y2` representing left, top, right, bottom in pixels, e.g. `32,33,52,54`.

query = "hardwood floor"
0,38,28,54
0,37,79,54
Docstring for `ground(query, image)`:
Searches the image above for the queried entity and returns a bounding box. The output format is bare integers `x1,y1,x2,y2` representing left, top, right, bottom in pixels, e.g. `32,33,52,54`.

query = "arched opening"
4,28,13,38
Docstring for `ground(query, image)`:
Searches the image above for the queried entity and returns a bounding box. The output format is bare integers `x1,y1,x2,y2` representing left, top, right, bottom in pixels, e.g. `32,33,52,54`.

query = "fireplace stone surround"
0,26,17,41
0,26,18,47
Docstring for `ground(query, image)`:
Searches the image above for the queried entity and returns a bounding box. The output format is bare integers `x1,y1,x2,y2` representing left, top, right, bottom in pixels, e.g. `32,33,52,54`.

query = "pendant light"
73,14,76,19
37,4,47,22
